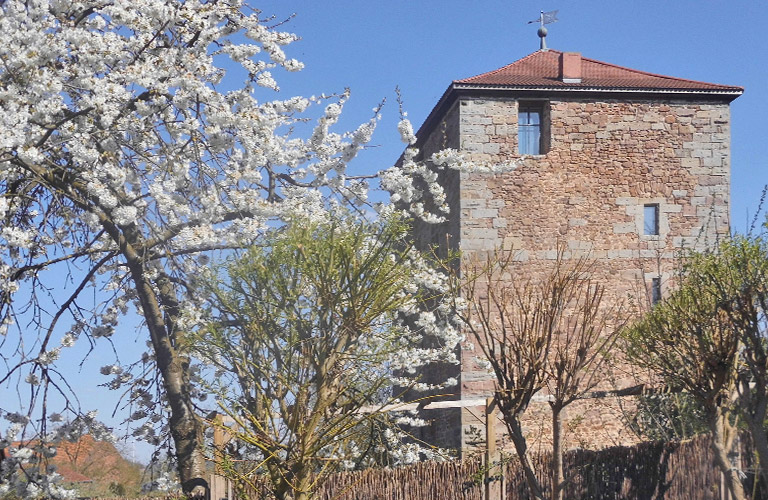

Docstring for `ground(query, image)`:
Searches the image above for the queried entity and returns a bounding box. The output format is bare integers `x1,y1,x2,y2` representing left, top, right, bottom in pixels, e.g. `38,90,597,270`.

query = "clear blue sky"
269,0,768,233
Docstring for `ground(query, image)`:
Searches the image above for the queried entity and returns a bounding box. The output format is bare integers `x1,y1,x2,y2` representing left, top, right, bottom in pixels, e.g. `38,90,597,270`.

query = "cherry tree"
0,1,457,496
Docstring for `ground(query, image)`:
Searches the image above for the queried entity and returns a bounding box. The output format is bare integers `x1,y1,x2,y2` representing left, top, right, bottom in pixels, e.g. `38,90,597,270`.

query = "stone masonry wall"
418,95,732,456
407,101,463,450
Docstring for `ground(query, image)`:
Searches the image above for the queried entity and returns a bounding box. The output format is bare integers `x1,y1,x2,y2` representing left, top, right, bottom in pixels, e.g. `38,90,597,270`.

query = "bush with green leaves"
193,214,459,500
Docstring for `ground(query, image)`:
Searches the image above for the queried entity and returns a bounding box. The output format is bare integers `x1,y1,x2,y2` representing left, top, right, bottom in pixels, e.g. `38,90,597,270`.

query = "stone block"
461,238,499,251
569,218,587,227
462,124,486,135
471,209,499,218
615,197,637,206
461,142,484,152
568,239,593,250
690,149,713,158
460,199,487,209
613,222,636,234
681,158,701,168
487,199,506,209
691,196,707,206
701,157,724,167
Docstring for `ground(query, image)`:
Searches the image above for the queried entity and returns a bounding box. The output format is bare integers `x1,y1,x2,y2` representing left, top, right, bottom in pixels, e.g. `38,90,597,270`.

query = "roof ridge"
454,49,562,84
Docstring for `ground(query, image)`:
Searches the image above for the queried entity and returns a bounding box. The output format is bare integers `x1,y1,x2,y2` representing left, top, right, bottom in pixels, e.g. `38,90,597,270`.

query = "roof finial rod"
527,10,559,51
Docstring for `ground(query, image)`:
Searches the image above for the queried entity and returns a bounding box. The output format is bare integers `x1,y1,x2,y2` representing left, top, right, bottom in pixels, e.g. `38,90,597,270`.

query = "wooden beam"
358,384,672,414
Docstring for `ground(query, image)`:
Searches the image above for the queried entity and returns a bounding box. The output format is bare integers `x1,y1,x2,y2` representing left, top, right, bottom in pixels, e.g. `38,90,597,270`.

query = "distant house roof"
455,49,743,93
57,467,92,483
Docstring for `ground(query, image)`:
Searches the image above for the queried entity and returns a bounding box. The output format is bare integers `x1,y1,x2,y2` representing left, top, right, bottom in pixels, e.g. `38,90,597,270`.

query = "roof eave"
454,82,744,97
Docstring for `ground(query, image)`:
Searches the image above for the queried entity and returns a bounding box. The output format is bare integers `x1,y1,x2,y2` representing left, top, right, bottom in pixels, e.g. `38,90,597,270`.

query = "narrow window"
651,277,662,305
644,204,659,236
518,105,542,155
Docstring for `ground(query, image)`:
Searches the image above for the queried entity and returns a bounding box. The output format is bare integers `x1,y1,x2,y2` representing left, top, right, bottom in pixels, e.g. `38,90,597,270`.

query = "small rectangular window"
518,104,545,155
644,204,659,236
651,277,662,305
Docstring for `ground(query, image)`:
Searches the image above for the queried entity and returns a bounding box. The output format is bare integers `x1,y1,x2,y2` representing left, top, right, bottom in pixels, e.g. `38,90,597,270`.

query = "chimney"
560,52,582,83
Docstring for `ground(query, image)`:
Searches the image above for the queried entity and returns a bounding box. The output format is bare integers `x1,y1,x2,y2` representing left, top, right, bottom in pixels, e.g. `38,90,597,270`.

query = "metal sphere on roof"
537,26,548,38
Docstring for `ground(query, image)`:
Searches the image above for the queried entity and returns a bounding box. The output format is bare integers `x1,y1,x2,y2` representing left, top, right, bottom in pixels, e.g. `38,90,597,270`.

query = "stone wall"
415,94,732,455
407,101,463,450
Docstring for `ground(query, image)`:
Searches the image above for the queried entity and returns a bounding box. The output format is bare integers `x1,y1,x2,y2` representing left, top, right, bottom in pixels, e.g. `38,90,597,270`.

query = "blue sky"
4,2,766,465
269,0,768,233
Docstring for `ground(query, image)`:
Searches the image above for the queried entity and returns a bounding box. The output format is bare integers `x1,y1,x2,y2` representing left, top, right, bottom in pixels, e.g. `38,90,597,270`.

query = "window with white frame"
518,102,549,155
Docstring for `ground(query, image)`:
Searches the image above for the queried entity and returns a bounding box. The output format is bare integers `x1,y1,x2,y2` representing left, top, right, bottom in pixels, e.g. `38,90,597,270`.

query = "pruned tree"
455,250,623,500
194,214,459,500
625,234,768,500
716,236,768,490
0,1,455,497
623,244,747,500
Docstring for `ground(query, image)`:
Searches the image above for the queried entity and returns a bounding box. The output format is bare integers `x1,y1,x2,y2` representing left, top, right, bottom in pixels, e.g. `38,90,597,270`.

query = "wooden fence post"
485,397,502,500
210,413,232,500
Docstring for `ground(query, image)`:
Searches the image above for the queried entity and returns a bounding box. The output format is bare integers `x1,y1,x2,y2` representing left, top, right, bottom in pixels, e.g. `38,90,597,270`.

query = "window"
518,103,549,155
643,204,659,236
651,277,662,305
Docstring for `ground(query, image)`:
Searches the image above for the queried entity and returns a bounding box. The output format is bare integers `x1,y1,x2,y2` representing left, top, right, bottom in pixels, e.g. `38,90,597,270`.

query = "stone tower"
410,49,743,452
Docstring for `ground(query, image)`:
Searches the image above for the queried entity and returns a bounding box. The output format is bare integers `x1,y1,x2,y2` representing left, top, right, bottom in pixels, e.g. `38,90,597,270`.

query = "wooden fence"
236,457,484,500
230,434,765,500
88,434,765,500
503,435,763,500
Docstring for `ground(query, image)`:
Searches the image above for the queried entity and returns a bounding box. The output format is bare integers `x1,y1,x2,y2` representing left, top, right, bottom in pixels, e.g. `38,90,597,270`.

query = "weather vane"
527,10,559,51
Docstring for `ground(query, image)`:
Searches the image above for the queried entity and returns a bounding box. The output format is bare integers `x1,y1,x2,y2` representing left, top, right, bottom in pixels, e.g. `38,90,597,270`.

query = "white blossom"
113,205,138,226
38,348,60,365
0,0,469,490
100,365,122,376
397,119,417,145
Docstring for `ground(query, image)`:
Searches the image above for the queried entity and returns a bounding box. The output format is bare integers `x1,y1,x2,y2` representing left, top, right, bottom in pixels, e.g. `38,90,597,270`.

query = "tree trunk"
504,413,546,500
747,419,768,489
292,472,312,500
709,408,746,500
126,257,208,497
742,378,768,487
551,404,564,500
164,354,208,497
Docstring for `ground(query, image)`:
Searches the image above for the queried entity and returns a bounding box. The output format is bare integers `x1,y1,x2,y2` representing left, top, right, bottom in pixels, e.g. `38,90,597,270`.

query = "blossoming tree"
0,1,458,496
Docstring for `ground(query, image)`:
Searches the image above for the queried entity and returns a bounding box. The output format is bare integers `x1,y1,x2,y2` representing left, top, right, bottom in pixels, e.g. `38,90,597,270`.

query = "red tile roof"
455,49,742,93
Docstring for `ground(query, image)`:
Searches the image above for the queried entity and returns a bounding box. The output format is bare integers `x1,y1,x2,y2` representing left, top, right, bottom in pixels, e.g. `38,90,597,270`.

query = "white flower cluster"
430,148,520,174
142,472,181,493
0,410,121,500
0,0,489,484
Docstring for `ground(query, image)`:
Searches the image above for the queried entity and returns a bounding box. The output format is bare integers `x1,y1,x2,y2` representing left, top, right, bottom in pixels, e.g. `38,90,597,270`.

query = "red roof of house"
455,49,743,93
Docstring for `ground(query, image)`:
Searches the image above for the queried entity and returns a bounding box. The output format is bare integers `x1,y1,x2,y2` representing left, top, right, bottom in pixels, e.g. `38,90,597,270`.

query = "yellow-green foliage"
624,235,768,405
